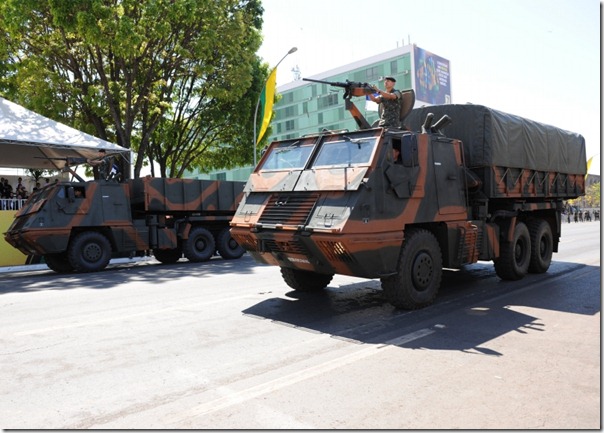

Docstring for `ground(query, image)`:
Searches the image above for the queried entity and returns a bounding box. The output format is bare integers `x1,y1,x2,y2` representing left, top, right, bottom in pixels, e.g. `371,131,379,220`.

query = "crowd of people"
1,177,28,200
0,176,57,210
564,207,599,223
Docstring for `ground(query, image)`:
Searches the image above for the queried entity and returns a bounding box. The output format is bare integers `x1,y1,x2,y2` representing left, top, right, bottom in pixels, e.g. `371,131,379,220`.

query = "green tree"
585,181,600,208
0,0,264,178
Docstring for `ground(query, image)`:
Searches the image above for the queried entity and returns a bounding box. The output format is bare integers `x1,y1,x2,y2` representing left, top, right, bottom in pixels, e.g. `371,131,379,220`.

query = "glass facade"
269,51,413,143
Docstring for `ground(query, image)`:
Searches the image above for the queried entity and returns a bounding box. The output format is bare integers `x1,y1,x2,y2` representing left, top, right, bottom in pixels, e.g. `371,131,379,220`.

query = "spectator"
3,178,13,198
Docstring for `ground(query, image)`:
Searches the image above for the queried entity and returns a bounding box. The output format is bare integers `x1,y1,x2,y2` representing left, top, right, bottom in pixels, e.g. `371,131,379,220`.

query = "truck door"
100,183,131,222
431,138,465,214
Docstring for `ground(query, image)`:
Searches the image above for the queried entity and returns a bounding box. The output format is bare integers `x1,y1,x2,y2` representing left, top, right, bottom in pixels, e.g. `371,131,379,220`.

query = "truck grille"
317,240,354,263
259,192,319,227
263,239,309,255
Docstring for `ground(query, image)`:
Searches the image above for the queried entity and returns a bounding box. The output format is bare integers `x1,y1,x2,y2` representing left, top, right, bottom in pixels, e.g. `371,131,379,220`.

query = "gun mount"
303,78,375,130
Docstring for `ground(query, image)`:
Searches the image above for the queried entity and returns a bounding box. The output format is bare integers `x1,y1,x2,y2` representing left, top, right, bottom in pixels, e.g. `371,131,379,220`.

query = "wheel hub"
412,252,433,290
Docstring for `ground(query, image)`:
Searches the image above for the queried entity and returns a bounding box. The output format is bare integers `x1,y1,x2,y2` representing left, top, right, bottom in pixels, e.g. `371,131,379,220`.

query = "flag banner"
257,68,277,145
586,155,594,179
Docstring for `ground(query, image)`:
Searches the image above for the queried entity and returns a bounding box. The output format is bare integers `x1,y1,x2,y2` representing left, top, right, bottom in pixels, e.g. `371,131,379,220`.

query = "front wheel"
494,221,531,280
67,231,112,273
281,268,333,292
381,228,442,309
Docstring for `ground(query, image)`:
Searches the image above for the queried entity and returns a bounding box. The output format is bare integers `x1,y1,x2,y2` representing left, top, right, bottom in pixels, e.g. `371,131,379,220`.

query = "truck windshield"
260,140,314,171
311,136,377,168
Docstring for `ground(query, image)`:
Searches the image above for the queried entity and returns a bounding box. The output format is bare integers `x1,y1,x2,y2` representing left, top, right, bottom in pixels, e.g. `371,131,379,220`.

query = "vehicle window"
312,136,377,168
260,140,315,171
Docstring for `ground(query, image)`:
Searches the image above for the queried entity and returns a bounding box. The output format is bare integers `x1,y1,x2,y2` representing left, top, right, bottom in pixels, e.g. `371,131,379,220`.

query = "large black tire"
153,248,182,264
216,227,245,259
183,226,215,262
494,221,531,280
67,231,112,273
281,267,333,292
528,219,553,274
381,228,442,309
44,253,74,273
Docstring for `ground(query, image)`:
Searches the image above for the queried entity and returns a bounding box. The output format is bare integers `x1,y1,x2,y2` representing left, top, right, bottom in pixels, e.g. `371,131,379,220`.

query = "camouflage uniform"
97,156,112,181
378,89,403,128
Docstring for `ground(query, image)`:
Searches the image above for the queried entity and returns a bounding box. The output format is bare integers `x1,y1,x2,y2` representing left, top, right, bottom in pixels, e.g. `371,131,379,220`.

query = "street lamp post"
253,46,297,167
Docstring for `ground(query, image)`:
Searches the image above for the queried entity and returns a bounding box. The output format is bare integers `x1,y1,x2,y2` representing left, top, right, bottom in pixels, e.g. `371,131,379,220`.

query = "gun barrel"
303,78,348,88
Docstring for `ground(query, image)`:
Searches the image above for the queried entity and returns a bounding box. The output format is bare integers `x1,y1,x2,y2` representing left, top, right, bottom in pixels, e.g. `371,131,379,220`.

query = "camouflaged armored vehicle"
4,177,245,273
230,80,586,309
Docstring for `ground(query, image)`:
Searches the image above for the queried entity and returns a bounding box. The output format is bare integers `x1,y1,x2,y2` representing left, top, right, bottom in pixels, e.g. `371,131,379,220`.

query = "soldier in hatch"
368,76,403,129
87,148,112,181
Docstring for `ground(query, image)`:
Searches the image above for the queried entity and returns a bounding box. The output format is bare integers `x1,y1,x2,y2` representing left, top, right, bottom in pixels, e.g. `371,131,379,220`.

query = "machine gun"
34,156,95,182
303,78,376,129
303,78,377,99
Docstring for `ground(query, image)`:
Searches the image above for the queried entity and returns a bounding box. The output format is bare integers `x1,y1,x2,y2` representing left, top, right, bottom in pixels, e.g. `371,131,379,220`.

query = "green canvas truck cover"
405,104,586,175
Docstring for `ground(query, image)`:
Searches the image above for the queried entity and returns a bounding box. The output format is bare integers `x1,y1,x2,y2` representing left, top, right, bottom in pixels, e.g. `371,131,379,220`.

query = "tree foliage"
0,0,265,178
567,180,600,208
584,181,600,208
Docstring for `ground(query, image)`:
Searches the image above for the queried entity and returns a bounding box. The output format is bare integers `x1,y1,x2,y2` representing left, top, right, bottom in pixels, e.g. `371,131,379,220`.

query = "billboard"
414,46,451,105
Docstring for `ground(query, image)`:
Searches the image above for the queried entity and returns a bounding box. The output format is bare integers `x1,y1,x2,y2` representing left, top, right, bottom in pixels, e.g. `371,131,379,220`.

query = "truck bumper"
231,227,403,279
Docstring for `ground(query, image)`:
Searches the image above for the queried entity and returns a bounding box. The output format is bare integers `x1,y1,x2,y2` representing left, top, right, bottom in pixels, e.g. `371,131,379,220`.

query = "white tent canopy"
0,96,129,170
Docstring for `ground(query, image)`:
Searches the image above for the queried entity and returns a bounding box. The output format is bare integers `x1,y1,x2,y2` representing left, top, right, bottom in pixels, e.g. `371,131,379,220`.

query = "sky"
257,0,601,175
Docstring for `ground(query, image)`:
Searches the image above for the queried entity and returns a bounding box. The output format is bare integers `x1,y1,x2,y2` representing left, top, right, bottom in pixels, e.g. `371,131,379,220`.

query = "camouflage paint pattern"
231,111,585,280
4,177,244,258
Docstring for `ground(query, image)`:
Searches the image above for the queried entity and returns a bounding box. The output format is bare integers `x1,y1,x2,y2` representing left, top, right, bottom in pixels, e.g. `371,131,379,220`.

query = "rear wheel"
216,227,245,259
528,219,553,273
381,228,442,309
67,231,112,272
44,253,73,273
281,268,333,292
183,226,215,262
494,221,531,280
153,248,182,264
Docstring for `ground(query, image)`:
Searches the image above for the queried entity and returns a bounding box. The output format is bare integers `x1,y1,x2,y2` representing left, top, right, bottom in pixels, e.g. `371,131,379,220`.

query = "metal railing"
0,199,27,211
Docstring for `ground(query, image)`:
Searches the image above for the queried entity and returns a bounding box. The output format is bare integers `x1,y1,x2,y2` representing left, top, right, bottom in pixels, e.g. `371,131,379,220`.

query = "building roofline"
278,44,415,92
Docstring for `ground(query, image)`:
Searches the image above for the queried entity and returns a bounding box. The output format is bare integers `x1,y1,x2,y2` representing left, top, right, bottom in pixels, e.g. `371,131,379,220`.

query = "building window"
285,105,297,117
303,101,308,114
285,119,295,131
366,66,379,81
317,93,338,109
390,60,398,74
318,113,323,124
282,93,294,104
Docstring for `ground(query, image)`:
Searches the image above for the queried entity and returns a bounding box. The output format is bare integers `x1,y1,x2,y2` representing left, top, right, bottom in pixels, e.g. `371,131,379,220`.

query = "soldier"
87,148,112,181
369,76,403,129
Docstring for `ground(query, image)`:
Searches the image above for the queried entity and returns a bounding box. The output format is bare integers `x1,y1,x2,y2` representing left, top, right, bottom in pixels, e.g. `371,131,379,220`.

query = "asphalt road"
0,221,600,429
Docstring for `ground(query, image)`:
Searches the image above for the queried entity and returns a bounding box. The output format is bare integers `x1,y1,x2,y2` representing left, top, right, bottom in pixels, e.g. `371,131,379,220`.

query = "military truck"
229,81,586,309
4,177,246,273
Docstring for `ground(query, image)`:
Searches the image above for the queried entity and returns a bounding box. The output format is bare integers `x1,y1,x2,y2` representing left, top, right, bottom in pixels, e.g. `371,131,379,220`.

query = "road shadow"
0,254,262,294
242,260,600,355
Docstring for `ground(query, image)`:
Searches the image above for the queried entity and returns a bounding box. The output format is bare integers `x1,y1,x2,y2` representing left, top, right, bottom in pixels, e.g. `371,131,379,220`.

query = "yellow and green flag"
256,68,277,145
586,155,594,179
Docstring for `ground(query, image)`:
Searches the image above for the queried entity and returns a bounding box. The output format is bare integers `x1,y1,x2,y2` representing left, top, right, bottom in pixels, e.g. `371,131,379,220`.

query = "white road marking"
168,327,435,424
